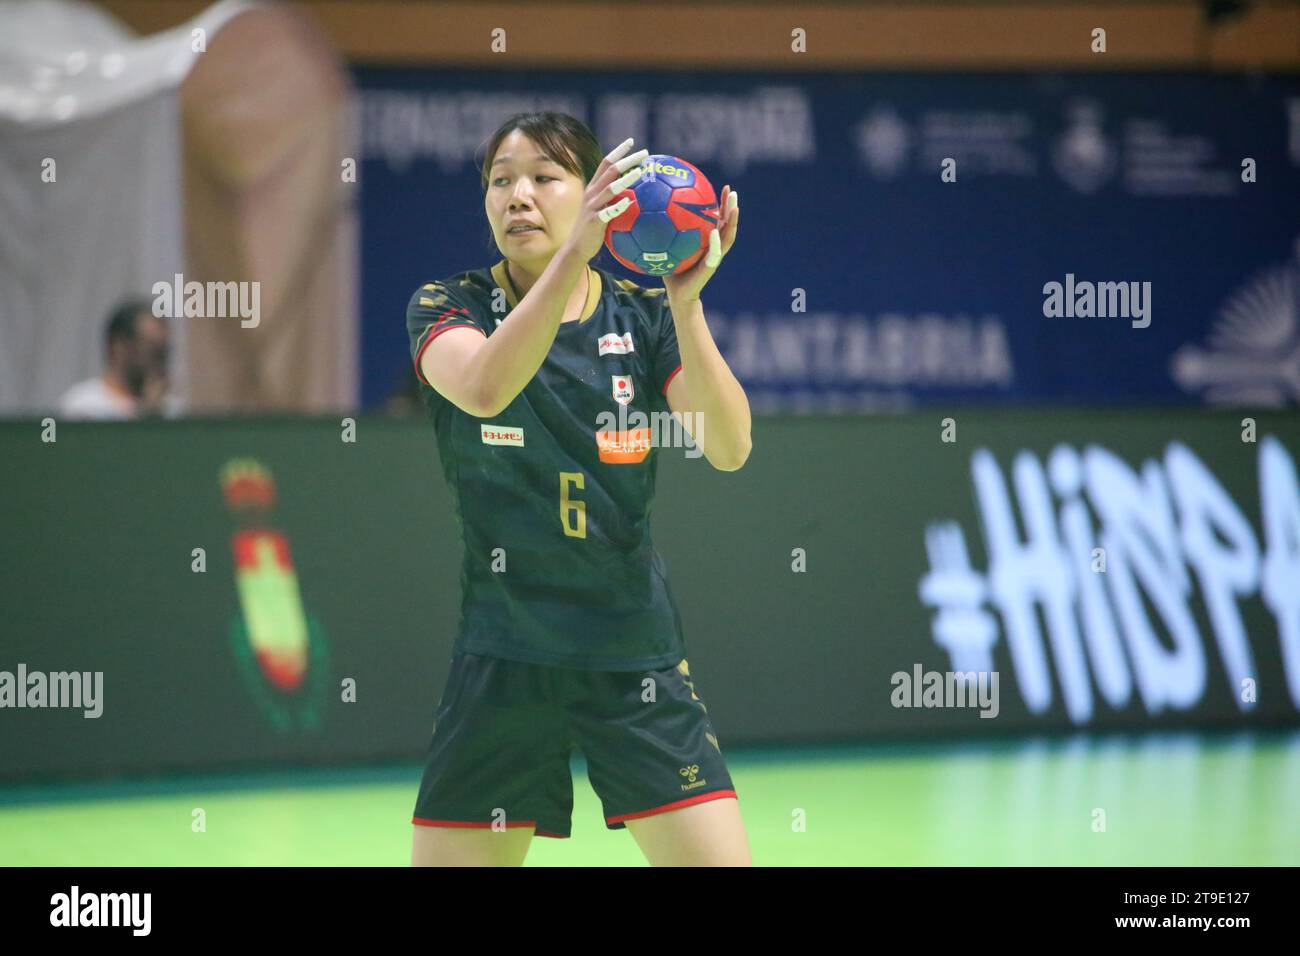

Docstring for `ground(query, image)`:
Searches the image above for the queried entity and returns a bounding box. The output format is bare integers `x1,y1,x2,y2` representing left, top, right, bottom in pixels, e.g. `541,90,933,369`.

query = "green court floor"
2,732,1296,866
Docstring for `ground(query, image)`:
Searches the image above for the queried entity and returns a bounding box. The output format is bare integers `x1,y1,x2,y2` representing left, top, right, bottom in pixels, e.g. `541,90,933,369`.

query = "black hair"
104,300,156,354
479,111,602,193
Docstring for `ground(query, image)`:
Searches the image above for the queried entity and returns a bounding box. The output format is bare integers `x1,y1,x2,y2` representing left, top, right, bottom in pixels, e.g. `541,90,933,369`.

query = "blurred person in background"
58,300,177,419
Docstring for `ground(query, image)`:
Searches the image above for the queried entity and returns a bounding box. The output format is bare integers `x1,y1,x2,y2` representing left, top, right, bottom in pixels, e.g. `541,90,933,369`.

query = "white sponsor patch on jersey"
480,424,524,446
612,375,634,405
598,331,635,356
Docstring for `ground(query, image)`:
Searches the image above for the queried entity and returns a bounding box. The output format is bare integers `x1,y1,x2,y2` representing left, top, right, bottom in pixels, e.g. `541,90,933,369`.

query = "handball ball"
604,154,720,276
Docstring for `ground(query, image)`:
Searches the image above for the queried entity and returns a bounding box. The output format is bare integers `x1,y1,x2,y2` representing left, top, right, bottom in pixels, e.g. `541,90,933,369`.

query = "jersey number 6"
559,471,586,539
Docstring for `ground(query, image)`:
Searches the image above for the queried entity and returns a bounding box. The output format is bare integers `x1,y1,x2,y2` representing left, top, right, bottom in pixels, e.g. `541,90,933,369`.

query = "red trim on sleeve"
661,362,683,396
606,789,738,825
412,311,485,386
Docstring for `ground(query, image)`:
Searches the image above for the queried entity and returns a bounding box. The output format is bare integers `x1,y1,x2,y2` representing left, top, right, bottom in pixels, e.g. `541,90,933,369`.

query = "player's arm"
418,325,495,418
415,249,588,418
661,297,751,471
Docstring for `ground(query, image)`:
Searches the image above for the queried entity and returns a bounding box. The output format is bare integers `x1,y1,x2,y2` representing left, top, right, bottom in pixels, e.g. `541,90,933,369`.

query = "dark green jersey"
406,260,687,670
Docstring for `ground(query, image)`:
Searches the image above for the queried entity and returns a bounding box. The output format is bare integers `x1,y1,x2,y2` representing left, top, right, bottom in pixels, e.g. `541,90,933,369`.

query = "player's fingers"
723,193,739,253
597,195,632,223
613,148,649,175
704,227,722,268
605,166,643,199
590,145,640,193
590,150,644,197
603,137,635,167
591,138,632,182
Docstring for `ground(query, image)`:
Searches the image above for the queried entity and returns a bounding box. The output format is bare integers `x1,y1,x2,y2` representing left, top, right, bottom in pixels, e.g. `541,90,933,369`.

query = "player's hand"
562,137,648,263
662,184,739,304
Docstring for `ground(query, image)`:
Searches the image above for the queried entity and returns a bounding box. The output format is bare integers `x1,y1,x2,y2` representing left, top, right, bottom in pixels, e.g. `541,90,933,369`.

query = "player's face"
485,130,583,269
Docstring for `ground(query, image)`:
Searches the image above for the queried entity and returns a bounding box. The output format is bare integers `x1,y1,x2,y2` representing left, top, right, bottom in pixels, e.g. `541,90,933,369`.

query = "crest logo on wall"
221,459,329,732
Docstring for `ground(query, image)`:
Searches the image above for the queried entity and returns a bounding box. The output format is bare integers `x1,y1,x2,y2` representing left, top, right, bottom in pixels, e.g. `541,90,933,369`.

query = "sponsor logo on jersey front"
481,424,524,446
598,331,635,356
595,427,652,464
612,375,635,405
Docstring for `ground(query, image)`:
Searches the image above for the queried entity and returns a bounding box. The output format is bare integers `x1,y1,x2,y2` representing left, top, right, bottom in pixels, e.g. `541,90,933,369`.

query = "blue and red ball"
603,154,720,276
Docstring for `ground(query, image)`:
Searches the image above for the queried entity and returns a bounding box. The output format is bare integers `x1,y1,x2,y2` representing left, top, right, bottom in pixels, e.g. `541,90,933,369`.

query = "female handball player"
407,112,751,866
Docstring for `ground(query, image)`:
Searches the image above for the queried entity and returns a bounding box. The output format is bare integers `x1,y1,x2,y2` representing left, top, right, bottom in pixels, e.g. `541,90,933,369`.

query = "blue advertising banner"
355,69,1300,412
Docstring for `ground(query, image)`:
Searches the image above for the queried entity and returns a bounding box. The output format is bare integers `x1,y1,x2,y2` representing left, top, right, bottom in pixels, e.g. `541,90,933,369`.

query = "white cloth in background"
0,0,253,417
58,376,136,419
57,375,184,419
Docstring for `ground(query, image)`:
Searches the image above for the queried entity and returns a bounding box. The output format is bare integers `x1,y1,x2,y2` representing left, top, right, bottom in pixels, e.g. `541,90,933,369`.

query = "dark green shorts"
411,652,737,838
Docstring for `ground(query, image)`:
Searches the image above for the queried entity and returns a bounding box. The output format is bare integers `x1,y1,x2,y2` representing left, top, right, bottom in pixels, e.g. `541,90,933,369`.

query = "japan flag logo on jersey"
612,375,634,405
